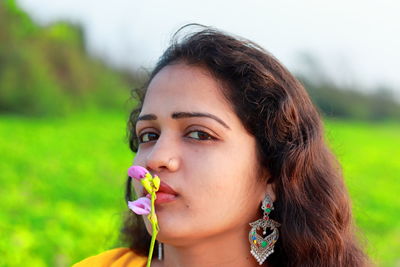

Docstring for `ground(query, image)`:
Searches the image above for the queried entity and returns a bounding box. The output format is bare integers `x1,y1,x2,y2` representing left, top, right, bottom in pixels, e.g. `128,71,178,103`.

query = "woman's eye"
137,130,215,144
138,132,159,143
187,130,214,141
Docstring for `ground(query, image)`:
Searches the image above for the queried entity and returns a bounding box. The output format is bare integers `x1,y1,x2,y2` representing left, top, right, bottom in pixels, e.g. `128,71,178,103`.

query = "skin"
132,62,275,267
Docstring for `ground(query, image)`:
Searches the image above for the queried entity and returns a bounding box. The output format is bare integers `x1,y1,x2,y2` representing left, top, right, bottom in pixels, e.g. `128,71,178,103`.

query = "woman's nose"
144,135,180,173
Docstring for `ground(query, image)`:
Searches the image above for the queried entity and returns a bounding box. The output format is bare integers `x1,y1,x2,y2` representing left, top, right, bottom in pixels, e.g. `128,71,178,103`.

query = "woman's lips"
154,192,178,204
141,181,178,204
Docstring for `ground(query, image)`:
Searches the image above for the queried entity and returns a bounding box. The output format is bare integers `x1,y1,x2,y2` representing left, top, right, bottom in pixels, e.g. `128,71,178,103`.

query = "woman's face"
133,62,271,246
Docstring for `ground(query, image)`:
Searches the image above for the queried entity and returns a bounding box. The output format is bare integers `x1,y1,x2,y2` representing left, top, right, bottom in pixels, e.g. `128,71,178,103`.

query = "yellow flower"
153,175,160,191
127,165,160,267
141,176,154,194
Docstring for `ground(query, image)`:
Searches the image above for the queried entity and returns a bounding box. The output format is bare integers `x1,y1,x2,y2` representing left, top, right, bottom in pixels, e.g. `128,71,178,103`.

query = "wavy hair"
121,25,370,267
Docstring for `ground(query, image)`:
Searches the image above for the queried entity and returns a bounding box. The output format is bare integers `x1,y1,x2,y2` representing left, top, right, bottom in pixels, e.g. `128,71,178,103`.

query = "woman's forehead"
141,63,235,123
147,64,221,99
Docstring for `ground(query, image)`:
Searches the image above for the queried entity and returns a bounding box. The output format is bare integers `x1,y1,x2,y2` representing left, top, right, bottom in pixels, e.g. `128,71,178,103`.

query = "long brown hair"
121,25,370,266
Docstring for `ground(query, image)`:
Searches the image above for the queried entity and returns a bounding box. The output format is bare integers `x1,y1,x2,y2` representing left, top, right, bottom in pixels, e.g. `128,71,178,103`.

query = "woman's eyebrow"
137,114,157,121
172,112,231,130
136,112,231,130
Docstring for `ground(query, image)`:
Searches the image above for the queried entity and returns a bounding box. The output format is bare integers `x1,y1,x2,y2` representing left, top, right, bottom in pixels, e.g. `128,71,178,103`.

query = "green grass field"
0,112,399,267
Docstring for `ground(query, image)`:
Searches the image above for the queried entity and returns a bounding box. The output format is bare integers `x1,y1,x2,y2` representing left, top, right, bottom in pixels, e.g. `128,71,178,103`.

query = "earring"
158,241,163,261
248,194,280,265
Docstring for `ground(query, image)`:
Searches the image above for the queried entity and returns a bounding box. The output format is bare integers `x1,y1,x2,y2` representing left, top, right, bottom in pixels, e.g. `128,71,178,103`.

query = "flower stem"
146,192,158,267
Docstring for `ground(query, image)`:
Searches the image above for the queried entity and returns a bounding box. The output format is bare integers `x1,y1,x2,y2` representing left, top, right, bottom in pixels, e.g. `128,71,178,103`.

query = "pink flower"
128,166,149,180
128,197,151,215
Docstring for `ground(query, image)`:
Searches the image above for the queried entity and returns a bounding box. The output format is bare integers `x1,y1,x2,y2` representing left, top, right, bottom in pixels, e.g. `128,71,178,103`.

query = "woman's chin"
142,211,181,235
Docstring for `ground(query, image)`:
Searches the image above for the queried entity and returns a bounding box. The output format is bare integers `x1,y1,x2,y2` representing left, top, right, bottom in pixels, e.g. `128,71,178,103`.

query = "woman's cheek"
132,179,142,197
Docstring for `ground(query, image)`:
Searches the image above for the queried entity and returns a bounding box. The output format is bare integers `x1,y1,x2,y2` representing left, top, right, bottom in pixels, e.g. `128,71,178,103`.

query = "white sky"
17,0,400,96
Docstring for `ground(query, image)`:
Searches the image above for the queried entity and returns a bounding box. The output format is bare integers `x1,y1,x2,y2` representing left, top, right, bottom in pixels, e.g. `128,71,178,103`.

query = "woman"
74,25,370,266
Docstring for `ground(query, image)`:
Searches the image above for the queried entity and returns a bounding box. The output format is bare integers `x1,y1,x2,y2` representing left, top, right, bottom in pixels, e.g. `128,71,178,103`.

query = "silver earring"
249,194,280,265
158,241,163,261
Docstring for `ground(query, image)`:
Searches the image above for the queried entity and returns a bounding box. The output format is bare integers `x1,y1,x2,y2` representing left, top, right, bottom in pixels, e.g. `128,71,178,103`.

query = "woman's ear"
260,167,276,202
265,182,276,203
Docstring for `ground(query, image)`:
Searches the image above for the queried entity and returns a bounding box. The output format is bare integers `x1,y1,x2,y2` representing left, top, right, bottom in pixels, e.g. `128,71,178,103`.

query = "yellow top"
72,247,148,267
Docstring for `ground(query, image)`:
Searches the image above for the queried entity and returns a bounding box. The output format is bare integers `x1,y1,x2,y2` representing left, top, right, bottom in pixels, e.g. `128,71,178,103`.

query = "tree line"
1,0,399,121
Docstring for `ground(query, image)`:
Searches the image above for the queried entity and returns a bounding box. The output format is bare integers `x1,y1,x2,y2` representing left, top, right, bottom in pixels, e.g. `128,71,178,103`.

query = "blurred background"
0,0,399,266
